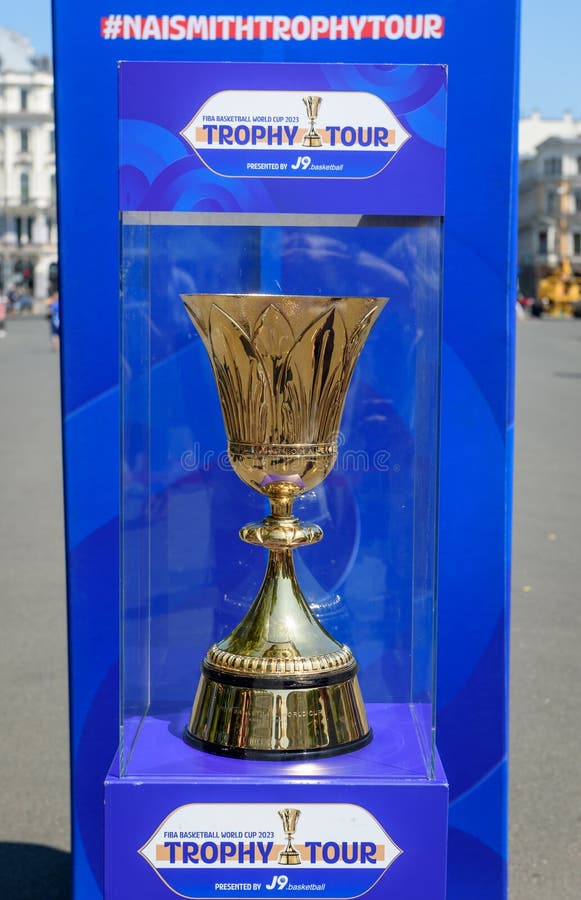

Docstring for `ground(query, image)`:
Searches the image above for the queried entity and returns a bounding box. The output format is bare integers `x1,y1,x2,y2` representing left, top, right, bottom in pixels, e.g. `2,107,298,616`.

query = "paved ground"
0,318,69,898
509,316,581,899
0,315,579,898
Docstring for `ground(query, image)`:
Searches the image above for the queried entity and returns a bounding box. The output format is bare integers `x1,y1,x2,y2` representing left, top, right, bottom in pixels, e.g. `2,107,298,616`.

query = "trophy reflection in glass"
181,293,387,758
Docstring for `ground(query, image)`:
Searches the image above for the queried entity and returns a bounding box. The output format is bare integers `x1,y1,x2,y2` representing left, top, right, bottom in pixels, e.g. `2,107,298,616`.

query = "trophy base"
184,729,372,761
278,850,302,865
302,135,323,148
186,663,372,760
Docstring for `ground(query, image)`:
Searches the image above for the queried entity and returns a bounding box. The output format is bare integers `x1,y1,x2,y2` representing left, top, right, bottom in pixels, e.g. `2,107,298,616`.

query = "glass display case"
119,211,442,779
107,61,448,900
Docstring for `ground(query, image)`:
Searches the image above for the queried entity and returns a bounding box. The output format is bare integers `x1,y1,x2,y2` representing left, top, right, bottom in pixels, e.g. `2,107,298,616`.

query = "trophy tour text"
198,120,396,149
158,838,384,865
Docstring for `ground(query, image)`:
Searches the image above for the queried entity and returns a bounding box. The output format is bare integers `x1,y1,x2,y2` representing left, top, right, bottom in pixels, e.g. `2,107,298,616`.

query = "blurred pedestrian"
7,286,20,313
18,292,33,314
48,293,60,351
0,294,7,338
45,292,57,334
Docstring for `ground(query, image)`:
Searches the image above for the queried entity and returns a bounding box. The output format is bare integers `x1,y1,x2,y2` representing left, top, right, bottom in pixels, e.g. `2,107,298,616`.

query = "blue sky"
520,0,581,116
2,0,580,117
3,1,52,57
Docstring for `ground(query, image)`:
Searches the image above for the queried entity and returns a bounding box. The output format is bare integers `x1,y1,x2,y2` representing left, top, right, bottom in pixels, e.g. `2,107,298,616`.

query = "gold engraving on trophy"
181,293,387,758
302,96,323,148
278,809,302,865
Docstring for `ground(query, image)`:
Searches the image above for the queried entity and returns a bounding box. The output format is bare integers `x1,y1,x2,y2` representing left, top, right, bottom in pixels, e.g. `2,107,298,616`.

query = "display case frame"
107,60,449,900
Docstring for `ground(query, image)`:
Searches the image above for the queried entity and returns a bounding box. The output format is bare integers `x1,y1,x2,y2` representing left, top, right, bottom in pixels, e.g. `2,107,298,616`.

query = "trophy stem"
185,502,372,758
269,492,295,519
204,530,349,672
279,835,301,866
240,546,322,656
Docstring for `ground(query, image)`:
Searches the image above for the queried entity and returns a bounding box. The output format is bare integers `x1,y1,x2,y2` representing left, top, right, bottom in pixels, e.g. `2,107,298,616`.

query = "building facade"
519,130,581,297
519,111,581,158
0,29,57,302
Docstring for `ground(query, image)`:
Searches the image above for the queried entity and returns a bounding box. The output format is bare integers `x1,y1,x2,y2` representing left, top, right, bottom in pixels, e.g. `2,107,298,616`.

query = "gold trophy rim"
181,291,388,301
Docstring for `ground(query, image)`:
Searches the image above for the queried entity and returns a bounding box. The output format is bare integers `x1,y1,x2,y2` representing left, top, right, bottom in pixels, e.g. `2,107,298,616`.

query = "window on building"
577,157,581,175
15,217,23,246
20,88,29,111
20,172,30,204
49,129,55,154
538,230,548,254
26,217,34,243
574,190,581,213
546,189,558,214
574,233,581,255
20,128,29,152
543,156,562,177
50,173,56,204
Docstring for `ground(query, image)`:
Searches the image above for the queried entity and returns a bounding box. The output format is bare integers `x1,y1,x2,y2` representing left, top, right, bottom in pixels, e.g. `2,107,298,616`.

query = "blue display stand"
106,708,447,900
51,5,519,899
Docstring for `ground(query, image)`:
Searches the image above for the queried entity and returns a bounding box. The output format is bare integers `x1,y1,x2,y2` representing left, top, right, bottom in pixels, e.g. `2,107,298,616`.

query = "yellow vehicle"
537,258,581,318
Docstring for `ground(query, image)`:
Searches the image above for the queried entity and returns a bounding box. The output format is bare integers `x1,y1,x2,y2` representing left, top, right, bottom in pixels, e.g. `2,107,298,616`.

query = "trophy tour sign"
139,803,403,898
119,61,446,214
180,89,410,178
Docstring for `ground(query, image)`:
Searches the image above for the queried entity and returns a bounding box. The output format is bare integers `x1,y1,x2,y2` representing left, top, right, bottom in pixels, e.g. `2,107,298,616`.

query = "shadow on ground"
0,844,70,899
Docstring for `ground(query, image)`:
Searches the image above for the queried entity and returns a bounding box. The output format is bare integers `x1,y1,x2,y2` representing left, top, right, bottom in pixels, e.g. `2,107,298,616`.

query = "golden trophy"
302,96,323,148
181,293,386,758
278,808,302,865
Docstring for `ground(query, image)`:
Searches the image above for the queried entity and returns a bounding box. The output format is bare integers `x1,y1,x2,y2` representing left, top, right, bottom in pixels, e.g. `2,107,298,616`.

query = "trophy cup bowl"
278,808,302,865
181,293,387,759
302,95,323,148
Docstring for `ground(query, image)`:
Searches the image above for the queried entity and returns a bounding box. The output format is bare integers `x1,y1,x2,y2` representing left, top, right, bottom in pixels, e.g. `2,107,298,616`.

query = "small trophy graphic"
302,96,323,147
278,808,302,865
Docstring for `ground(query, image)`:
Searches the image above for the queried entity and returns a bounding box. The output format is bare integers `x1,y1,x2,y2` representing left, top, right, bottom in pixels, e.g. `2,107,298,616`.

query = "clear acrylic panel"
120,213,441,778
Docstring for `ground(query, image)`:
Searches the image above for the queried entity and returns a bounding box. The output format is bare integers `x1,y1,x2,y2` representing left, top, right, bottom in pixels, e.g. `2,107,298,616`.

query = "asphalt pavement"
509,315,581,899
0,317,69,898
0,314,579,899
